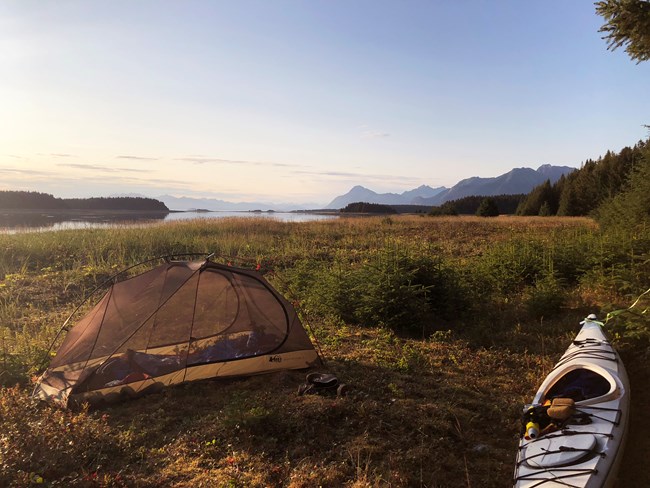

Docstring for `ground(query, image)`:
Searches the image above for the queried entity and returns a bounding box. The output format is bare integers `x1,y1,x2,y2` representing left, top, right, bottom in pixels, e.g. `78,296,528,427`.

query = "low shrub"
351,250,431,331
524,272,566,320
0,387,123,486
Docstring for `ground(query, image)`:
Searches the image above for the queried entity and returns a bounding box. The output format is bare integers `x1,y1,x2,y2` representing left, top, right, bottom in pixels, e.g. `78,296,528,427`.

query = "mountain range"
156,195,318,212
324,164,575,209
325,184,447,209
115,164,575,211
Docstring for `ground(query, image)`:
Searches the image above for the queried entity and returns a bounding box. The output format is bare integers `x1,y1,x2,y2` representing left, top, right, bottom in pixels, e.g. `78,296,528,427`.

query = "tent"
33,258,320,407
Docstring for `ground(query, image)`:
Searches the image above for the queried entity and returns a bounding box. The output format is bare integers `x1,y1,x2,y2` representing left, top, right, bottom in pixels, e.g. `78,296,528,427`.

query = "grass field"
0,215,647,487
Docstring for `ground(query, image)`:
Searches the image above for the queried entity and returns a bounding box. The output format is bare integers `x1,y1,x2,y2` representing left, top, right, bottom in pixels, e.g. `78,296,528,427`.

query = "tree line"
427,134,650,220
341,202,396,214
429,194,525,216
342,195,524,216
0,191,169,211
515,139,649,217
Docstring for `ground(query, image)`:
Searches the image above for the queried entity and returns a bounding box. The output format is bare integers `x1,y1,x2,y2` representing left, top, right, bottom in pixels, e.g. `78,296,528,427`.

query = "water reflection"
0,210,338,234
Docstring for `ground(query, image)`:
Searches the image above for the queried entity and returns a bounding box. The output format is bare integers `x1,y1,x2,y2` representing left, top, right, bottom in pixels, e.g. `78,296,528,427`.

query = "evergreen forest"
0,191,169,212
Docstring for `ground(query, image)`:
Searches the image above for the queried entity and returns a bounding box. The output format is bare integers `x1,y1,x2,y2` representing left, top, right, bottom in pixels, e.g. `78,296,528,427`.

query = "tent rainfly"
33,258,320,407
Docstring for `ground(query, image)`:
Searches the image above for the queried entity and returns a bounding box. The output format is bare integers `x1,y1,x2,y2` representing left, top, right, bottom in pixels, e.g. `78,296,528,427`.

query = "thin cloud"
294,170,363,178
1,166,195,190
0,167,51,176
81,172,202,190
36,153,74,157
0,166,248,198
4,162,230,195
361,130,390,139
293,169,421,186
175,157,224,164
113,166,152,173
175,157,302,168
116,155,159,161
357,124,390,139
58,163,148,173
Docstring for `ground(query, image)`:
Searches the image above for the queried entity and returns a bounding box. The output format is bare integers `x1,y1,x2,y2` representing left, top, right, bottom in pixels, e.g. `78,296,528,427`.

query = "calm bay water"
0,210,338,234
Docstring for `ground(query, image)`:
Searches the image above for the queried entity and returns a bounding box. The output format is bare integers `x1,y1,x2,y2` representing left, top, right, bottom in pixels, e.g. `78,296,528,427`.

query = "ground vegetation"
0,212,648,486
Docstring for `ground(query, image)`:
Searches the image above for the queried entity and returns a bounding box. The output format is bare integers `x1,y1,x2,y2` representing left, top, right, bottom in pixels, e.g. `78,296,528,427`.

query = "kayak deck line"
553,351,617,369
552,347,618,371
572,338,610,346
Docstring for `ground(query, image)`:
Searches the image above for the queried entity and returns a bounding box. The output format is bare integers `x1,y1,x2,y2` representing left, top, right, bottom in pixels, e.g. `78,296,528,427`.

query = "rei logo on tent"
33,257,320,408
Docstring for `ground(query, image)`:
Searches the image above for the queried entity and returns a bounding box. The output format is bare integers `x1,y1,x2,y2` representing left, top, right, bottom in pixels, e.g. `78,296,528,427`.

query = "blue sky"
1,1,649,205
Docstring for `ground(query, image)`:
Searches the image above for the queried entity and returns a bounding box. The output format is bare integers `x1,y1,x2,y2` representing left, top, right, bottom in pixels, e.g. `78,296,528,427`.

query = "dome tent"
33,257,319,407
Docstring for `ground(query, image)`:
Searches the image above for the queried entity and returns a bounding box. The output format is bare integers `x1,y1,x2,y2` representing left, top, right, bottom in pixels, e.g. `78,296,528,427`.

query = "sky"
1,1,649,206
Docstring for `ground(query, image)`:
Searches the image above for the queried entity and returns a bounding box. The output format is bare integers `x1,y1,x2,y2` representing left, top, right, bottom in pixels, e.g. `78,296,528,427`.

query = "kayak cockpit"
541,365,617,405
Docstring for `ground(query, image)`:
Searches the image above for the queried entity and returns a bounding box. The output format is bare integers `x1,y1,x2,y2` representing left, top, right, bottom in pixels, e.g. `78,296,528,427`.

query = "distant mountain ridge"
326,164,575,209
112,164,575,211
109,193,320,212
156,195,320,212
326,185,446,209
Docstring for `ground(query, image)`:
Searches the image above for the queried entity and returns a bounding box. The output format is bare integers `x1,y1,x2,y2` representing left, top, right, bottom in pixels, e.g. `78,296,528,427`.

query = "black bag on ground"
298,373,349,396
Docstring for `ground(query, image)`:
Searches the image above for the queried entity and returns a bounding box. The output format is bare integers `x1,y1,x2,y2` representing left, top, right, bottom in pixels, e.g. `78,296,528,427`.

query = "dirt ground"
617,351,649,487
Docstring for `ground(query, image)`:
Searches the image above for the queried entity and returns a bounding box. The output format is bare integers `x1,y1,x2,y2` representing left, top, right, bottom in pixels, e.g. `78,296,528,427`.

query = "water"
0,210,338,234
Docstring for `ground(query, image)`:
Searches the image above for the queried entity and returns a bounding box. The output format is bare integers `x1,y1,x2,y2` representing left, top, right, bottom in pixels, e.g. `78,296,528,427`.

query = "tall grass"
1,214,637,385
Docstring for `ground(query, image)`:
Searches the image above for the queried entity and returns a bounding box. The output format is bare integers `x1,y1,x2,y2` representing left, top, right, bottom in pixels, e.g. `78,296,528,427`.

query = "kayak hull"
513,316,629,488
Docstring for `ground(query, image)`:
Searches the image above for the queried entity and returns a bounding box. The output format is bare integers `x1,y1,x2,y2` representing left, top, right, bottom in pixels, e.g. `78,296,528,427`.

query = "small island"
0,191,170,229
0,191,169,212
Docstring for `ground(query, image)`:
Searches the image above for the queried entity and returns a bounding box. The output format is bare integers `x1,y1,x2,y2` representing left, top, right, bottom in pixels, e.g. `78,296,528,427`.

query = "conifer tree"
596,0,650,63
516,180,554,216
476,198,499,217
538,201,552,216
597,142,650,234
557,184,581,216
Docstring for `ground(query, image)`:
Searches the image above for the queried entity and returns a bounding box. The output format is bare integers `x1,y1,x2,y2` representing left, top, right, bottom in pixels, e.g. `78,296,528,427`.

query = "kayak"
513,314,630,488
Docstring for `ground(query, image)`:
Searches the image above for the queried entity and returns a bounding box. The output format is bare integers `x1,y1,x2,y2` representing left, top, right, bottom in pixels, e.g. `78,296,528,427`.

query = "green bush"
351,250,431,331
524,272,566,320
470,239,546,298
476,198,499,217
0,352,26,387
281,258,361,324
283,248,467,333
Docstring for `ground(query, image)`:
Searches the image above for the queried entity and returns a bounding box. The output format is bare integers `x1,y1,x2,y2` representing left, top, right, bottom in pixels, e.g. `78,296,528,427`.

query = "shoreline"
0,208,172,215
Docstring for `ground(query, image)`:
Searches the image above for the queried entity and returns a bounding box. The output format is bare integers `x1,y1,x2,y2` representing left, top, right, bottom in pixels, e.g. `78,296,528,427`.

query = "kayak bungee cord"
516,446,605,468
573,405,622,425
514,468,598,488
